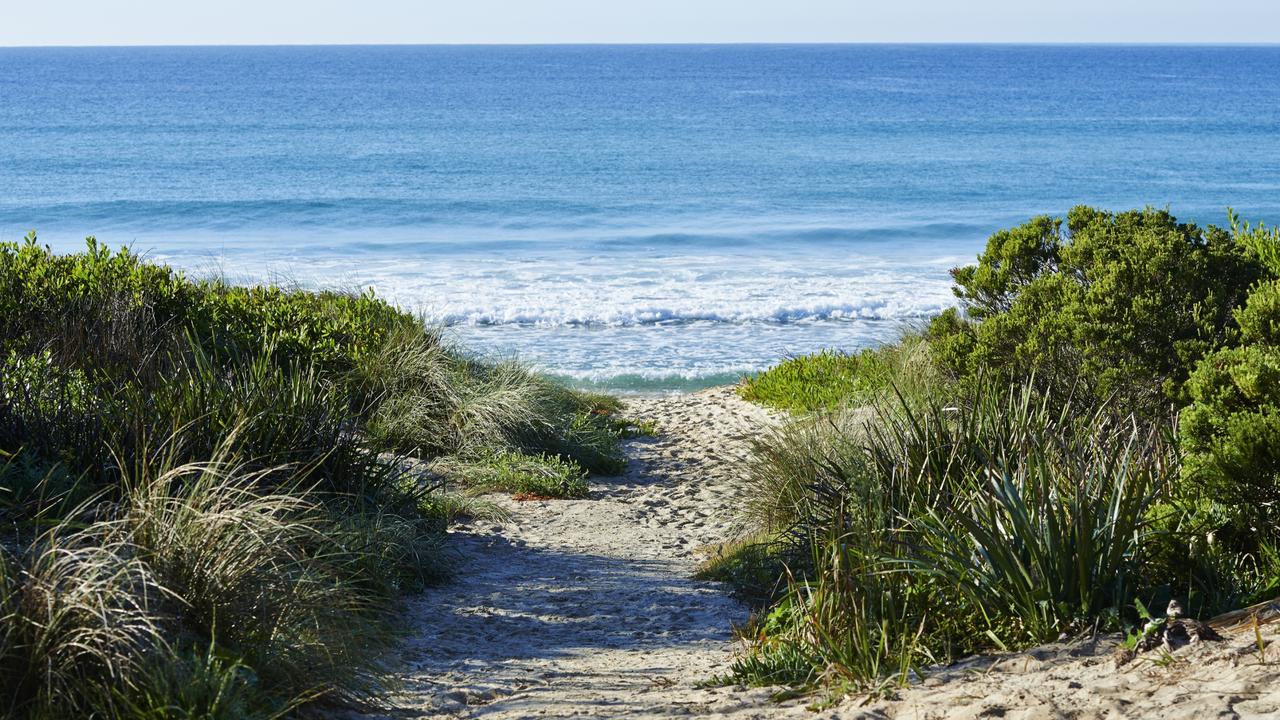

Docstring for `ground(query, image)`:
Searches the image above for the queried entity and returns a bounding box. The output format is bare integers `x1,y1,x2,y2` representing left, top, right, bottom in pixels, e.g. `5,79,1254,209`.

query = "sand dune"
371,388,1280,719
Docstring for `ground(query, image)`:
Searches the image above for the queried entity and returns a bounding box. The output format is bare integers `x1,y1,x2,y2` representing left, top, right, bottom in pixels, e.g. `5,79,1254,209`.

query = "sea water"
2,44,1279,390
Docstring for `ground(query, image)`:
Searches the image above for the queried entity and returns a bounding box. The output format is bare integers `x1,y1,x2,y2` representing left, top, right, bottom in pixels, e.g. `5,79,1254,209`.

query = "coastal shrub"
0,235,626,481
1178,217,1280,527
0,235,621,467
929,207,1266,416
1180,279,1280,515
191,283,414,377
0,349,109,474
1235,211,1280,274
0,234,194,379
0,236,628,716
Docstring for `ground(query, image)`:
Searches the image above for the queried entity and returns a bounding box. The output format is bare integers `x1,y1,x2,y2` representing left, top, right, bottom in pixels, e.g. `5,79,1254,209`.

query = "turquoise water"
2,45,1279,389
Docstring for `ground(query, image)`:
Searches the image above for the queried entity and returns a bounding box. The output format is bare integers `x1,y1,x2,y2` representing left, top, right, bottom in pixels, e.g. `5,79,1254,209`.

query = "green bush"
930,207,1266,416
0,236,627,716
1181,279,1280,511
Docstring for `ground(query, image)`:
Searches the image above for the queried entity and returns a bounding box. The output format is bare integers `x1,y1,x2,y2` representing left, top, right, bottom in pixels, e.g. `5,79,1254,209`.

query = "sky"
3,0,1279,46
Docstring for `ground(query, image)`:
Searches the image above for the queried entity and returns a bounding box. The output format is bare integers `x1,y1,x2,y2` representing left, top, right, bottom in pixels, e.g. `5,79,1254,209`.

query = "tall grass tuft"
730,377,1173,692
119,444,398,710
906,407,1168,643
0,526,164,718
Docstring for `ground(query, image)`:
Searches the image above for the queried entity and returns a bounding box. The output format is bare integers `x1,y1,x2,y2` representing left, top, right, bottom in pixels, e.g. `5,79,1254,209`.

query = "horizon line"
4,40,1280,50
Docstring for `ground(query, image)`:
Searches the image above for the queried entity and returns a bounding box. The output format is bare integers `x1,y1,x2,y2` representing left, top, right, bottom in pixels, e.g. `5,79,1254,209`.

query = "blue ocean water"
2,45,1279,390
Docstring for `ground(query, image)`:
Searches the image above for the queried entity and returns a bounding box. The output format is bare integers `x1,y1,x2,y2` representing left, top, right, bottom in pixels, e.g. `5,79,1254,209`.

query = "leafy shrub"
1181,279,1280,511
0,350,107,470
1178,216,1280,525
0,234,194,378
930,207,1266,416
1234,211,1280,275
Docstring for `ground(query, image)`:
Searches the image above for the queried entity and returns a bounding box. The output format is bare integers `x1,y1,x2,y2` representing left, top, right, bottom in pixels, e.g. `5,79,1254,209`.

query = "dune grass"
694,534,797,607
432,450,590,499
0,234,627,718
727,378,1173,696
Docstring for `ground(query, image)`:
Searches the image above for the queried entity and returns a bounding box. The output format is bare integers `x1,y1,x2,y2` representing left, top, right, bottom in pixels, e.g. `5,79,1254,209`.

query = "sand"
369,387,807,718
368,387,1280,719
871,622,1280,720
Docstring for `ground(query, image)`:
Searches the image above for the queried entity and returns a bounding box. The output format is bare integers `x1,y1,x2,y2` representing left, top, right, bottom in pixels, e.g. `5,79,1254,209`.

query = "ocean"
2,44,1279,391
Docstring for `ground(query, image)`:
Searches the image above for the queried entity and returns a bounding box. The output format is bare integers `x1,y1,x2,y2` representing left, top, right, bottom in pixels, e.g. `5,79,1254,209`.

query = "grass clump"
738,349,892,413
694,535,797,607
0,234,626,717
433,450,590,499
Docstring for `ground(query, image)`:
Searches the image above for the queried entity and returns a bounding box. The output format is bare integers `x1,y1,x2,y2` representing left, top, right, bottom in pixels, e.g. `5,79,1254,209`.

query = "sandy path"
376,387,805,718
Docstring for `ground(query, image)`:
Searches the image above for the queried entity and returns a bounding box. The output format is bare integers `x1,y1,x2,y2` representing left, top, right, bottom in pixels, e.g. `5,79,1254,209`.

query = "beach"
5,42,1280,720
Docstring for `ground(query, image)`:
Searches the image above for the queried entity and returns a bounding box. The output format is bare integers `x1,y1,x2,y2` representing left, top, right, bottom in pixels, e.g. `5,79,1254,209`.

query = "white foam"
156,245,963,388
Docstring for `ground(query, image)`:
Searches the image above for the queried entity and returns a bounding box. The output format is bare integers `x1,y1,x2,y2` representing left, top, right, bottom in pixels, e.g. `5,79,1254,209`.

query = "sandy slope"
371,387,1280,720
870,622,1280,720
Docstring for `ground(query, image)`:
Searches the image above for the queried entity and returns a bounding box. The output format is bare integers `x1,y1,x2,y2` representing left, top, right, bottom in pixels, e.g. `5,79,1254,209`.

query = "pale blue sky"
4,0,1279,46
